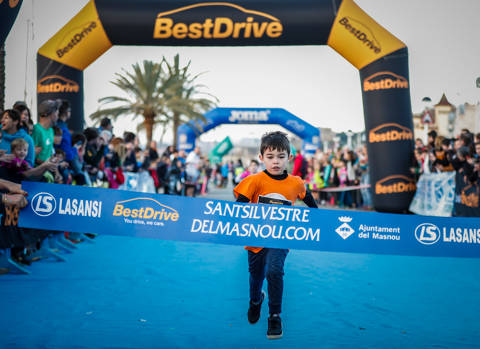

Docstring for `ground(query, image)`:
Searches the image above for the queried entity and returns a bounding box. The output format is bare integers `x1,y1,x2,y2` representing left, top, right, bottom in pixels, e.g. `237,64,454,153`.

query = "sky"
4,0,480,145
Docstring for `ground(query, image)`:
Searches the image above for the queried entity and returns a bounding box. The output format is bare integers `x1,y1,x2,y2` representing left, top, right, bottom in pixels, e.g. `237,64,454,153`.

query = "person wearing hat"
32,99,59,164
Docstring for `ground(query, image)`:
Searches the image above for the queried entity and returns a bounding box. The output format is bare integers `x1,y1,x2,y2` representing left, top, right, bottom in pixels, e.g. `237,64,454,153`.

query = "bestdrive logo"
113,197,179,226
56,21,97,58
339,17,381,54
369,123,413,143
363,72,409,92
37,75,79,93
375,175,416,195
153,2,283,40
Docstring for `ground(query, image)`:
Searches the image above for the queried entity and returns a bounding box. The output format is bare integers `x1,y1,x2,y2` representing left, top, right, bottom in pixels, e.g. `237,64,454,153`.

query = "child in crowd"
233,131,318,339
305,162,325,203
0,138,57,183
236,159,259,183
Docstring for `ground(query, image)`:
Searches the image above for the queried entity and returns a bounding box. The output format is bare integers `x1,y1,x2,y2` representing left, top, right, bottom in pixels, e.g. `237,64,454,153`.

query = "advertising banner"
19,182,480,258
454,172,480,217
360,48,415,212
37,54,84,130
177,107,320,153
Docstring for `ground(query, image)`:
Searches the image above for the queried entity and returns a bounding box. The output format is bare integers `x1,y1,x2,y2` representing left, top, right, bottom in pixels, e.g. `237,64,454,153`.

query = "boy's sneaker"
247,290,266,324
267,314,283,339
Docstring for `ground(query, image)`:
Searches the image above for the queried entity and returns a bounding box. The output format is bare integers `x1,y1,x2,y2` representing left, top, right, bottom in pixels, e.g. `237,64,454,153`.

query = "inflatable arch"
37,0,415,212
0,0,23,46
177,107,321,154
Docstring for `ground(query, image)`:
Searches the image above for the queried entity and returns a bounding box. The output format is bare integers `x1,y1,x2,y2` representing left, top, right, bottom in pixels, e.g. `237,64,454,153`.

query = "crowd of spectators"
0,99,215,267
411,129,480,183
2,98,479,267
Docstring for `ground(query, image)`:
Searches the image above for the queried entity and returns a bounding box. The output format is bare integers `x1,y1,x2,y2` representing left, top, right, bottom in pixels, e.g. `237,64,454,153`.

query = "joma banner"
19,182,480,258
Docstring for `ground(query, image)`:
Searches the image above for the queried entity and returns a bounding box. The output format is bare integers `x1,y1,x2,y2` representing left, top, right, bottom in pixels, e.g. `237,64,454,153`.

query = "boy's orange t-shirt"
233,171,306,253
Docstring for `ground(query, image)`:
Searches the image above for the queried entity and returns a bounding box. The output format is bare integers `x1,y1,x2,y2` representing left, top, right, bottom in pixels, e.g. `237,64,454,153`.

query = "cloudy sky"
5,0,480,144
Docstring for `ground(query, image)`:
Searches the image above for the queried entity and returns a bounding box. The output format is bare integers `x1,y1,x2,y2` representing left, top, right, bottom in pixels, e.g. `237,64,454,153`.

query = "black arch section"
0,0,23,46
94,0,338,46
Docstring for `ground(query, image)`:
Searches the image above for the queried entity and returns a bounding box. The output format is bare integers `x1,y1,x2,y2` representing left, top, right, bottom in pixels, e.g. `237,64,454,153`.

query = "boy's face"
259,147,292,176
54,135,62,145
13,145,28,160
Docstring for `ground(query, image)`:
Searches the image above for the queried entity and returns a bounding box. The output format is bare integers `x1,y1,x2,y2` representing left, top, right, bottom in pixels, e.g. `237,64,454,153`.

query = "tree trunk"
172,112,180,149
0,44,5,111
143,111,155,146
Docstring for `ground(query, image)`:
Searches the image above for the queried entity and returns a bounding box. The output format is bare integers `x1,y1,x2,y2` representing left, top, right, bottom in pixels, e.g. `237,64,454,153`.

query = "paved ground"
1,185,479,348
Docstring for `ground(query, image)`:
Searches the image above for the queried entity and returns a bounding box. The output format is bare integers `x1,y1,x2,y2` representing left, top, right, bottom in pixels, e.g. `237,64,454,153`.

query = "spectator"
56,99,76,162
13,101,34,135
32,99,59,165
68,132,87,185
156,155,170,193
99,117,113,134
83,127,106,182
123,132,138,172
0,109,35,167
292,148,307,179
185,147,201,183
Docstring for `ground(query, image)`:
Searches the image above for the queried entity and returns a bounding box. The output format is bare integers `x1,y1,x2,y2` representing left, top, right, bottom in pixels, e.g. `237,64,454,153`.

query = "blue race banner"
19,182,480,258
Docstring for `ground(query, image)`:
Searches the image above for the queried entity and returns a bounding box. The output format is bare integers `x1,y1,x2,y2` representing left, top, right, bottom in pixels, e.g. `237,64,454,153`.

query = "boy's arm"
236,194,250,203
302,190,318,208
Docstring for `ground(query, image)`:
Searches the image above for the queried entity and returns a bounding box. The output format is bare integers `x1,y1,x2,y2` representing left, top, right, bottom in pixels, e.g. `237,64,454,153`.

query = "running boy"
233,131,318,339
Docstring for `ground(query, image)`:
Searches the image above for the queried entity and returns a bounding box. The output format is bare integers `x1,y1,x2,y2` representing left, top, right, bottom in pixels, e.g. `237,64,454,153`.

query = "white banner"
409,172,455,217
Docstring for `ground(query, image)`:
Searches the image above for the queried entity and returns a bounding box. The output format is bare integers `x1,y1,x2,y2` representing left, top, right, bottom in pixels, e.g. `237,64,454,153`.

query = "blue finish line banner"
19,182,480,258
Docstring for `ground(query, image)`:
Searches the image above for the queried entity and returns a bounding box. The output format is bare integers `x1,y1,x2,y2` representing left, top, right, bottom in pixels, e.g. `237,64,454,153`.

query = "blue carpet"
1,235,479,348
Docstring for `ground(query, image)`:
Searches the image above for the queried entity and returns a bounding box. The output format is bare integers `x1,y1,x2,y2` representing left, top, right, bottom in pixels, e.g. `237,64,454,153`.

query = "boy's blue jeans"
248,248,288,315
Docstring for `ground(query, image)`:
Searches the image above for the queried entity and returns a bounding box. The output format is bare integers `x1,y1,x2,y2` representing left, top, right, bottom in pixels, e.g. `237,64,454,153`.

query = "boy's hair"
11,137,28,151
260,131,290,155
250,159,259,165
53,126,63,136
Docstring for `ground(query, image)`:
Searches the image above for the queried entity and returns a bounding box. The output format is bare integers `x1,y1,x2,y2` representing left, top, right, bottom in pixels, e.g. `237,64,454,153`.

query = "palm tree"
90,55,217,147
161,54,218,147
90,60,173,145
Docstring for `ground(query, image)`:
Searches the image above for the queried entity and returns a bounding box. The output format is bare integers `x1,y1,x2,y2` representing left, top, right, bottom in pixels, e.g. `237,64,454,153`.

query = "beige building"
413,93,480,139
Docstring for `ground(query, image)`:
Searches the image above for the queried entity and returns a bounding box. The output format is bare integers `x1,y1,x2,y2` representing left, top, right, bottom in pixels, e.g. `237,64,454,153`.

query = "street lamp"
421,96,432,145
448,111,456,138
346,129,353,149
